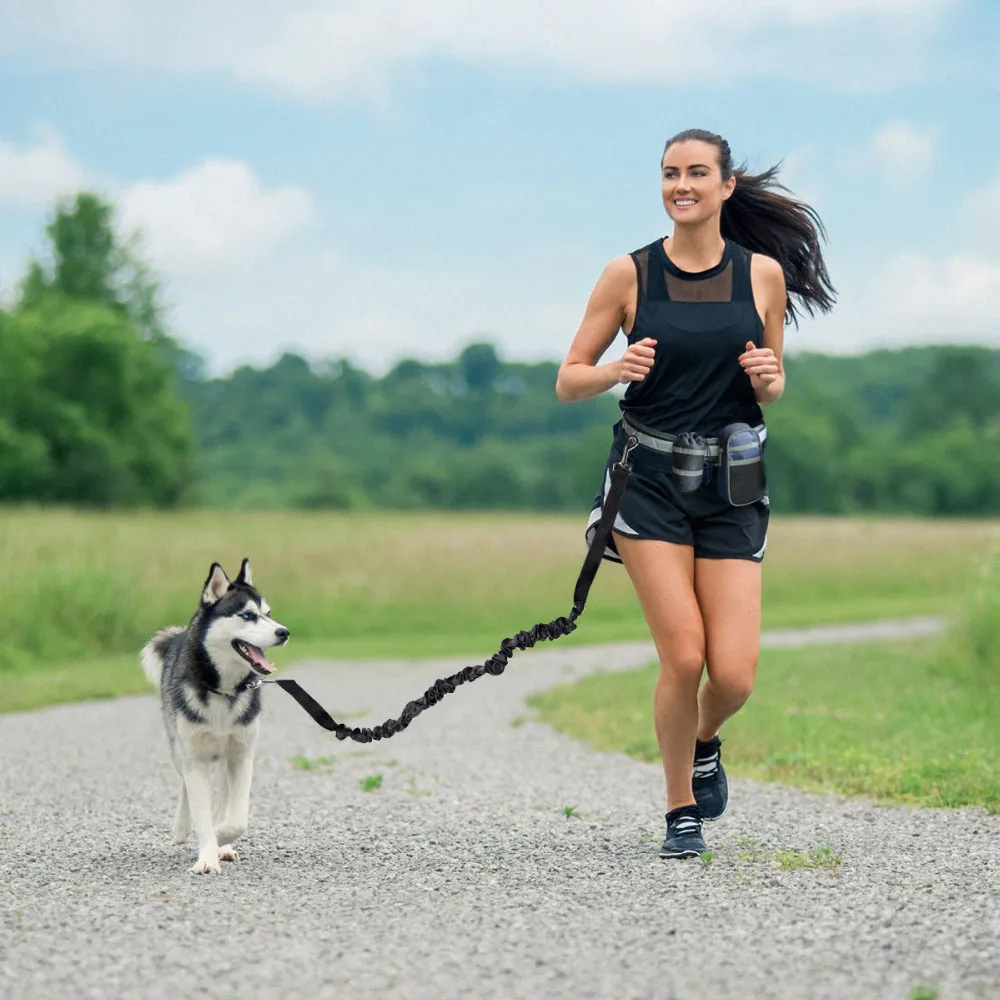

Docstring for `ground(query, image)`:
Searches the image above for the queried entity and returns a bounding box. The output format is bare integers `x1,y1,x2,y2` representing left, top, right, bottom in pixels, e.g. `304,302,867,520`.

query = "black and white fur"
141,558,289,874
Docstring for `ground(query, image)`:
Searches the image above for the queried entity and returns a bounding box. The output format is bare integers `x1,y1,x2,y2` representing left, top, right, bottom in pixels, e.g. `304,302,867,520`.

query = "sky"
1,0,998,376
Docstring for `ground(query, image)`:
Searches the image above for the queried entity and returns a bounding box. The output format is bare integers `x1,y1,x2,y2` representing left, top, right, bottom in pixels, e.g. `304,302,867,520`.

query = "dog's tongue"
244,643,274,675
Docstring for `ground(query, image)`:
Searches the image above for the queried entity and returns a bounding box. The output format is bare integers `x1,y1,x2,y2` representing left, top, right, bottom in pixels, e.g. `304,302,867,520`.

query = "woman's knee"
658,646,706,684
706,661,758,706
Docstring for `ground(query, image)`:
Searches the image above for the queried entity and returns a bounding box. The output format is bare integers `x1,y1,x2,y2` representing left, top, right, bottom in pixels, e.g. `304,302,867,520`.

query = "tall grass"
0,507,997,676
952,541,1000,685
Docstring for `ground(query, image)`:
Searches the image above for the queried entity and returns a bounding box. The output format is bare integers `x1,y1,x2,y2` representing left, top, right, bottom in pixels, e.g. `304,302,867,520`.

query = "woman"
555,129,835,859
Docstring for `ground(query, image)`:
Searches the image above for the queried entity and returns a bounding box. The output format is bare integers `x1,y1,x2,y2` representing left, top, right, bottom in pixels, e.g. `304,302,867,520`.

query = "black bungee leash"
253,433,639,743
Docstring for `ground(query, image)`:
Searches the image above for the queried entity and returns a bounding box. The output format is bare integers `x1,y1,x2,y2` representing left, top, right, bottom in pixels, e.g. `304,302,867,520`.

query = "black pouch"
672,433,707,493
717,423,765,506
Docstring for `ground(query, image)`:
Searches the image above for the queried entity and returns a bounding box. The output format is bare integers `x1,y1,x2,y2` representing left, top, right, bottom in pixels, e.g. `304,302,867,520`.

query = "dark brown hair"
663,128,836,325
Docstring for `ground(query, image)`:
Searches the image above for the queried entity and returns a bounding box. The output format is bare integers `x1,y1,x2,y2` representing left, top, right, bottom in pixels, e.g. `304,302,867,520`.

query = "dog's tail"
140,626,184,690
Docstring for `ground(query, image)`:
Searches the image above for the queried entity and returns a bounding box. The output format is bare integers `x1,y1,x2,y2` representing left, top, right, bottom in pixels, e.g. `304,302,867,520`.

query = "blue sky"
1,0,998,375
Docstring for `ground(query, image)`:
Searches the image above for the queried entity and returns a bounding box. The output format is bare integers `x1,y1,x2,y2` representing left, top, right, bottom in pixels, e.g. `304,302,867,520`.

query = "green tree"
0,301,193,504
19,193,164,336
458,342,501,391
0,191,195,505
902,348,1000,434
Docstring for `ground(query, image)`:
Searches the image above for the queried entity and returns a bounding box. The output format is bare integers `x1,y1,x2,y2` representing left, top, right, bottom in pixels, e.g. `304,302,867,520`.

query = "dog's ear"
235,557,253,588
202,563,232,605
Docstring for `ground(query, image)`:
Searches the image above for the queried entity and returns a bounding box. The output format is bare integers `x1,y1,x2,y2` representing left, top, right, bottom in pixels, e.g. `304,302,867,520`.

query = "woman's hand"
617,337,656,384
738,340,781,391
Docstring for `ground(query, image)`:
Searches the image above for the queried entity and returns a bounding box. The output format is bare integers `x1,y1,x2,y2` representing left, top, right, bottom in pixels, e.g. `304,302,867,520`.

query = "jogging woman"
555,129,835,858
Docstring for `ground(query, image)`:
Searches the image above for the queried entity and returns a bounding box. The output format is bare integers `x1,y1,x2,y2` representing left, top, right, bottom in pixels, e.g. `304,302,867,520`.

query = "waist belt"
621,416,767,460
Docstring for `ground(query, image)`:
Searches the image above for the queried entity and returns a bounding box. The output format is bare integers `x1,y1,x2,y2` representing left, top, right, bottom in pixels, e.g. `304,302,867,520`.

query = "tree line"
2,193,999,516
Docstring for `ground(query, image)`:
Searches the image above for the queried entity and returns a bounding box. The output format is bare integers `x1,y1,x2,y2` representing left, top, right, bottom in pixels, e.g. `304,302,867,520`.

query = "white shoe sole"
659,846,704,859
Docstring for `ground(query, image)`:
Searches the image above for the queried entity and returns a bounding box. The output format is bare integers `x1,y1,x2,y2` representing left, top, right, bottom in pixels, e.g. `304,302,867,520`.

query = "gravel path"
1,616,997,1000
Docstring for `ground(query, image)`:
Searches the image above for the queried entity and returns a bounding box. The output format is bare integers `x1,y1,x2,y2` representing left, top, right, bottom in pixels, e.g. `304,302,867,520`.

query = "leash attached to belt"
254,432,640,743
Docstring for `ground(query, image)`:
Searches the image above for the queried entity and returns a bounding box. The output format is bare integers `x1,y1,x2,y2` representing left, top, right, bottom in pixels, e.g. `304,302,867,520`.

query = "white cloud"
876,253,1000,341
118,159,313,274
870,121,935,186
799,271,1000,354
0,125,315,291
790,165,1000,353
0,0,955,101
0,126,88,207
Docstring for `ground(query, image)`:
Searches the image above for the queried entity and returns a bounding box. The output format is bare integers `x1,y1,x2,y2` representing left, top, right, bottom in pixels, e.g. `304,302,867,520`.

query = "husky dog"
141,558,289,874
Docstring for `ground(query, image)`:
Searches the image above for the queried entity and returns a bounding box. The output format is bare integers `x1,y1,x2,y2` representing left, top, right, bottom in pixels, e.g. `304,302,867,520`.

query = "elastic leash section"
269,434,638,743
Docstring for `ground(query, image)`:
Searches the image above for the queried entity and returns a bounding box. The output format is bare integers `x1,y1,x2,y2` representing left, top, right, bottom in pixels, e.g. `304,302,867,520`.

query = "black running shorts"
586,421,770,563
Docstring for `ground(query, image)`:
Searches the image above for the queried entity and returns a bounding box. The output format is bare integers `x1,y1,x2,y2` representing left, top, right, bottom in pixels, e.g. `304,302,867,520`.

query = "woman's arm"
741,255,786,406
555,256,654,403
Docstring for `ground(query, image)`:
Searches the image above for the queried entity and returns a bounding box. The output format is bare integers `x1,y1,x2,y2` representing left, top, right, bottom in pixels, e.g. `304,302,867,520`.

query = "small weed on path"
735,838,842,873
289,755,335,772
360,774,383,792
736,837,773,864
774,846,842,872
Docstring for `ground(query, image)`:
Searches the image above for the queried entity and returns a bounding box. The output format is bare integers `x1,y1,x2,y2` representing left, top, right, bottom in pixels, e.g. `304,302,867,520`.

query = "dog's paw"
218,846,240,863
215,823,246,847
190,853,221,875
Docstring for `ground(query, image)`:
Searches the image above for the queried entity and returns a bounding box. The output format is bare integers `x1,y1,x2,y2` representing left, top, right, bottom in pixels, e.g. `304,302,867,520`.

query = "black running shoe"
693,735,728,821
659,805,706,859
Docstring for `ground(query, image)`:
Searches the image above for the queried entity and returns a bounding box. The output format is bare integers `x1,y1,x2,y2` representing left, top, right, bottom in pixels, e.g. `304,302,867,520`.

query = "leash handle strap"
572,450,633,616
271,442,635,742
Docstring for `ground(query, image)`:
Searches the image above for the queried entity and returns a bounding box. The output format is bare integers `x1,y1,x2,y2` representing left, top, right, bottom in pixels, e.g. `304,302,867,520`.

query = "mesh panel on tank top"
632,247,735,304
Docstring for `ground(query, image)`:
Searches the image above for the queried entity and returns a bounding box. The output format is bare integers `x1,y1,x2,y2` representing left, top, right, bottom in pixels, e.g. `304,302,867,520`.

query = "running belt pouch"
717,423,765,506
672,433,707,493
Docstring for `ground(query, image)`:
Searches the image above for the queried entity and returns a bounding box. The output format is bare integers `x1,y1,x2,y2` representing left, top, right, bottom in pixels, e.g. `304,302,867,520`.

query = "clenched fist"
618,337,656,384
738,340,781,391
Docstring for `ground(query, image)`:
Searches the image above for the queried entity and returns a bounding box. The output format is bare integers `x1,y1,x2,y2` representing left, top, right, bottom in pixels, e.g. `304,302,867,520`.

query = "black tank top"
619,237,764,436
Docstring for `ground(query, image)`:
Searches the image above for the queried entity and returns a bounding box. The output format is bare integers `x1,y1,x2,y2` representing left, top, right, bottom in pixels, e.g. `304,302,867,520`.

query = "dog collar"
206,673,266,698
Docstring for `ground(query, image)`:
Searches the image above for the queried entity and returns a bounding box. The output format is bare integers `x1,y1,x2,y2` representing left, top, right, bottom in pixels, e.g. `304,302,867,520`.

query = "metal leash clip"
615,433,639,470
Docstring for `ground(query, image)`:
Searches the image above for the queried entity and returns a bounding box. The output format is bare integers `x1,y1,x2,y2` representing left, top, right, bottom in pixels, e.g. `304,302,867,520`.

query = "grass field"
529,548,1000,812
1,507,998,715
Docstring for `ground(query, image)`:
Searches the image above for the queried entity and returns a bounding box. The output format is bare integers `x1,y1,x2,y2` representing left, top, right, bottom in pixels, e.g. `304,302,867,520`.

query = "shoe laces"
670,814,701,835
692,740,721,782
667,805,702,835
693,754,719,782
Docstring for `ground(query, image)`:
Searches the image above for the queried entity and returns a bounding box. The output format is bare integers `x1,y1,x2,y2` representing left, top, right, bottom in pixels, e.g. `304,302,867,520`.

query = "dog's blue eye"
240,611,256,621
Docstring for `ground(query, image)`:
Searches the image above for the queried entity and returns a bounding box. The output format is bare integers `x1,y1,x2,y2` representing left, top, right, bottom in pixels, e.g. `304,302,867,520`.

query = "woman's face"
661,140,735,226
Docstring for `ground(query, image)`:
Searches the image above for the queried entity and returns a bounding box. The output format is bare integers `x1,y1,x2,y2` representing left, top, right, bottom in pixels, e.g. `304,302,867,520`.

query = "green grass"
529,630,1000,812
359,774,384,792
0,652,141,714
1,507,998,715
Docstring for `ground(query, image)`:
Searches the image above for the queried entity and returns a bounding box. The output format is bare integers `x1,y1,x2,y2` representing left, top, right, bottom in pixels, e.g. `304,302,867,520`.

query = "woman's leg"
693,557,762,740
613,534,705,814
